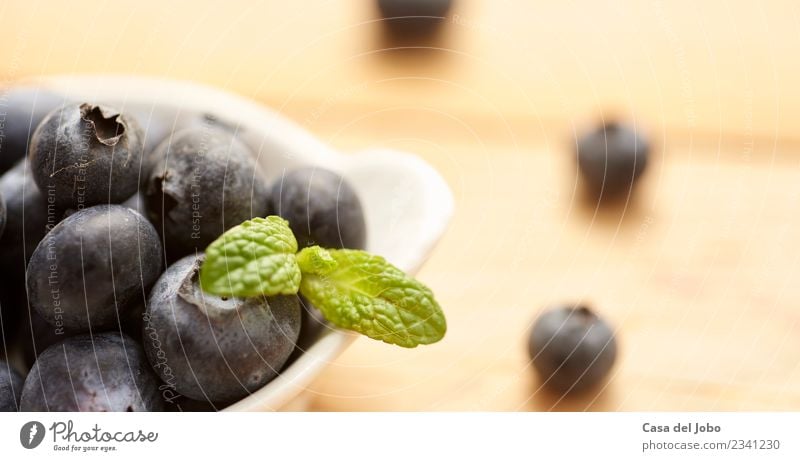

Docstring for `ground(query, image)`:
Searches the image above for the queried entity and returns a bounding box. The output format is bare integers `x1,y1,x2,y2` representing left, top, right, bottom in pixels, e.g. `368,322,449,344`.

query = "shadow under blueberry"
527,379,615,412
573,181,650,228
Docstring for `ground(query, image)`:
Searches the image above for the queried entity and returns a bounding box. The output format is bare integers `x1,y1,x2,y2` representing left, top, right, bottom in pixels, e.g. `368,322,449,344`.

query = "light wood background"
2,0,800,410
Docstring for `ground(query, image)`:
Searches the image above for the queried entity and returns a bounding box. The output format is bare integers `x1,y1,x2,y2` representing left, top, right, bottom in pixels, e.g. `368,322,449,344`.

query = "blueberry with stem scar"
143,254,301,403
143,127,270,260
529,305,617,393
29,103,144,209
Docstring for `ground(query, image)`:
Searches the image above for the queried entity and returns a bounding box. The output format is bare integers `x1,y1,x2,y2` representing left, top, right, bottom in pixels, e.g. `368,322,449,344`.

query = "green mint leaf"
296,246,338,276
199,216,301,297
298,248,446,348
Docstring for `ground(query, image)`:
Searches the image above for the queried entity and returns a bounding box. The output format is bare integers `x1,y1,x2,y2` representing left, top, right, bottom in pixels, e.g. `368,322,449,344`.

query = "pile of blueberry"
0,86,366,411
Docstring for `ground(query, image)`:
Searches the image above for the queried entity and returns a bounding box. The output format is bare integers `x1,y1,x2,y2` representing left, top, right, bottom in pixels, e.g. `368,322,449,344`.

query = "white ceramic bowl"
33,75,454,411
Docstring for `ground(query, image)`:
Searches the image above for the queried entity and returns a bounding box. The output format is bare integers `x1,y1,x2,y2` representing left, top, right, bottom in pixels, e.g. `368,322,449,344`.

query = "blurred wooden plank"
0,0,798,143
307,124,800,411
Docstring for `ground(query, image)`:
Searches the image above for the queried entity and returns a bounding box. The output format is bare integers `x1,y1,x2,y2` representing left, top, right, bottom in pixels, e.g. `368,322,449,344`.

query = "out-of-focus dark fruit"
20,332,162,411
0,360,24,411
268,168,366,250
575,121,649,200
0,87,66,174
29,103,144,209
142,255,301,403
377,0,453,37
529,305,617,393
26,205,162,333
143,127,270,260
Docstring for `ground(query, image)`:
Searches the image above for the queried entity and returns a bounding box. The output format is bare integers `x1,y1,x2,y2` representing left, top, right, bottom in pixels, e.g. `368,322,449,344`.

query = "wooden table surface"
2,0,800,410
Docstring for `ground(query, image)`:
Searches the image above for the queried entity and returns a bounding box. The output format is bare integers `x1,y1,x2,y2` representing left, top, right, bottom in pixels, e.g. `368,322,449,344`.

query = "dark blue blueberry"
575,121,649,200
143,127,270,260
29,103,144,209
529,305,617,393
20,332,162,411
26,205,162,333
0,360,24,411
269,168,366,250
142,255,301,403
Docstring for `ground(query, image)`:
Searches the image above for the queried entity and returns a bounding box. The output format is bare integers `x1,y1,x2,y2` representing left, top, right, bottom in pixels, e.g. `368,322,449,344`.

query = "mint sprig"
199,217,446,348
297,246,446,348
199,216,302,297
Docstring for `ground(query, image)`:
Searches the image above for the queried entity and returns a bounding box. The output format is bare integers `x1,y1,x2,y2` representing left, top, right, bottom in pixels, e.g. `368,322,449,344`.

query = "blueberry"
26,205,162,333
0,87,66,174
268,168,367,250
377,0,453,37
0,160,54,278
575,121,649,200
529,305,617,393
20,332,162,411
29,103,144,209
0,360,24,411
143,127,270,260
142,255,301,403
